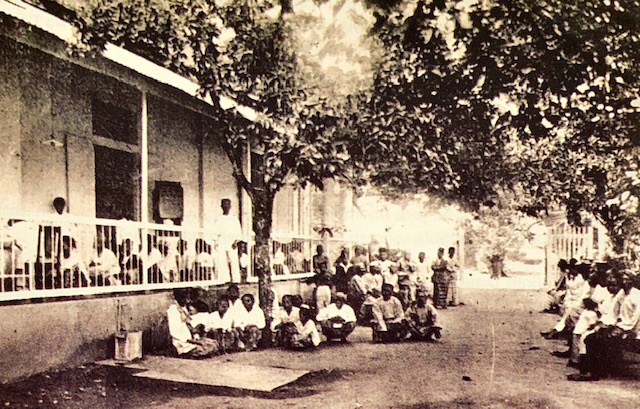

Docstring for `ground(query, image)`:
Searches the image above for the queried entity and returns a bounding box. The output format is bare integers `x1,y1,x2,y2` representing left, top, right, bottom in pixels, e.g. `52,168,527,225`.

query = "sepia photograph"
1,0,640,407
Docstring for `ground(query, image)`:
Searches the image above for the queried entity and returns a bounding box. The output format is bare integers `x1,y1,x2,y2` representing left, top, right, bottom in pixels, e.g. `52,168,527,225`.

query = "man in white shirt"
271,294,301,347
415,251,432,295
317,292,357,342
372,283,407,342
211,199,243,283
233,293,266,351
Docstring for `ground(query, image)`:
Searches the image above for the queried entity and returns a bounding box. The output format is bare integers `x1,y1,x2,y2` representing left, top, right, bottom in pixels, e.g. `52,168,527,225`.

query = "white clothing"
383,272,399,292
89,248,120,284
590,285,609,305
372,259,393,276
234,305,266,330
317,303,357,323
158,254,178,282
617,287,640,336
210,310,235,332
316,285,332,311
211,214,243,283
167,303,196,355
295,319,322,346
362,272,376,294
574,310,599,335
189,312,212,329
575,310,599,355
599,289,624,326
271,306,301,331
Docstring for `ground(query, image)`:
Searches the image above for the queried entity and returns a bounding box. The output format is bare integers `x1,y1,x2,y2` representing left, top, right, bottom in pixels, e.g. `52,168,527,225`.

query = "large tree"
355,0,640,252
72,0,378,318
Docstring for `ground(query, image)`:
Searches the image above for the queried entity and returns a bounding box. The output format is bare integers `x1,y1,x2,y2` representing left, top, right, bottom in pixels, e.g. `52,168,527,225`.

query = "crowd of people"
167,244,463,358
540,258,640,381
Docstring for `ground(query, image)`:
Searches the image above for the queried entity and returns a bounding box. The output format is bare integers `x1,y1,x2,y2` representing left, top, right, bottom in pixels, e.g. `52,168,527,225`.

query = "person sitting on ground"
362,265,376,296
209,296,238,353
289,304,322,349
271,295,301,347
226,283,243,314
406,290,442,341
397,278,413,311
234,293,266,351
187,303,208,340
543,259,569,313
317,292,357,342
568,271,640,381
541,262,590,339
384,262,401,294
361,288,382,324
167,289,218,358
372,283,408,342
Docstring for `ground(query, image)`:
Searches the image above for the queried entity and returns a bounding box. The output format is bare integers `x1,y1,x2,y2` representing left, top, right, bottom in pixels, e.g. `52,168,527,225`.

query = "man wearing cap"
317,293,357,342
290,304,322,349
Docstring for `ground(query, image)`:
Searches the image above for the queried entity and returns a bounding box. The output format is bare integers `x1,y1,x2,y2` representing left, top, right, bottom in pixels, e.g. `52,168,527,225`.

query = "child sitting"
209,296,238,353
271,295,301,348
233,294,266,351
406,290,441,341
290,305,322,349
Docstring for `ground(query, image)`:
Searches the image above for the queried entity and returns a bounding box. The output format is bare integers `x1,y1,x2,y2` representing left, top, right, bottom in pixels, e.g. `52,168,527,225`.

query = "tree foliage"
354,0,640,250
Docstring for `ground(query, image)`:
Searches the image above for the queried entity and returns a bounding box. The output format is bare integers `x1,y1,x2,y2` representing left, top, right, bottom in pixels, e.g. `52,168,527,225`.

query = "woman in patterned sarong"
431,248,449,308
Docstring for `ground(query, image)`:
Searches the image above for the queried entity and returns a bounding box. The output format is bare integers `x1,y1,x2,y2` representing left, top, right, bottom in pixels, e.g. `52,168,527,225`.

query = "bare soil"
2,287,640,408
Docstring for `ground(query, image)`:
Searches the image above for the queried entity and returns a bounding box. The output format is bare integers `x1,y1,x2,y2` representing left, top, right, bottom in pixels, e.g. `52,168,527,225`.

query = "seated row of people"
371,284,442,343
168,286,266,358
540,260,640,381
167,285,360,358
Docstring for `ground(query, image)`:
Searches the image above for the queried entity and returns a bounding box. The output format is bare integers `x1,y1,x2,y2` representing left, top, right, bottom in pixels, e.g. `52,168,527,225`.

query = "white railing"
0,212,363,301
0,213,236,301
253,234,358,282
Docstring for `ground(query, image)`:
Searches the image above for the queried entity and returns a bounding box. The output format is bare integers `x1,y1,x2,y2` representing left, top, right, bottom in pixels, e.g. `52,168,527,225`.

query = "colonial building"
0,0,355,382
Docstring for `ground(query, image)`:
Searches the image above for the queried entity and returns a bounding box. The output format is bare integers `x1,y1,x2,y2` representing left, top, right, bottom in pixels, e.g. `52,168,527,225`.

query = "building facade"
0,0,356,382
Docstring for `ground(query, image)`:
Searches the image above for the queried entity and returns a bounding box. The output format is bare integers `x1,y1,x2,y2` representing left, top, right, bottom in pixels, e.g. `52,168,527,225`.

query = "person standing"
446,247,460,307
431,248,449,309
211,199,243,283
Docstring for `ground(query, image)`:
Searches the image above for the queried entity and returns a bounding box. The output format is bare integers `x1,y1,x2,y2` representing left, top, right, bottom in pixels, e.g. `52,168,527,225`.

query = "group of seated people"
167,279,444,359
540,258,640,381
167,284,360,358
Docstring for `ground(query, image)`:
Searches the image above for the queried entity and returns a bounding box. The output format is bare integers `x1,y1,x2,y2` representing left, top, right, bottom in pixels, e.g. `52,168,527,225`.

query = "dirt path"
2,287,639,408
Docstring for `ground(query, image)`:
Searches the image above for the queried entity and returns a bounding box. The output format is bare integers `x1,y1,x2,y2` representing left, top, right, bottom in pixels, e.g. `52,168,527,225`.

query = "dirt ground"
2,285,640,409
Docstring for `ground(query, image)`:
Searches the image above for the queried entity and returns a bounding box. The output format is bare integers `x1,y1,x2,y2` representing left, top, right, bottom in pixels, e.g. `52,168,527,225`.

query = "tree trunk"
490,256,503,279
252,190,275,322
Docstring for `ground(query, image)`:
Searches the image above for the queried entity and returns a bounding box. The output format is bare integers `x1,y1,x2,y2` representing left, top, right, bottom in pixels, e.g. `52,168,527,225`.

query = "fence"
0,213,231,301
255,235,359,281
0,213,361,301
